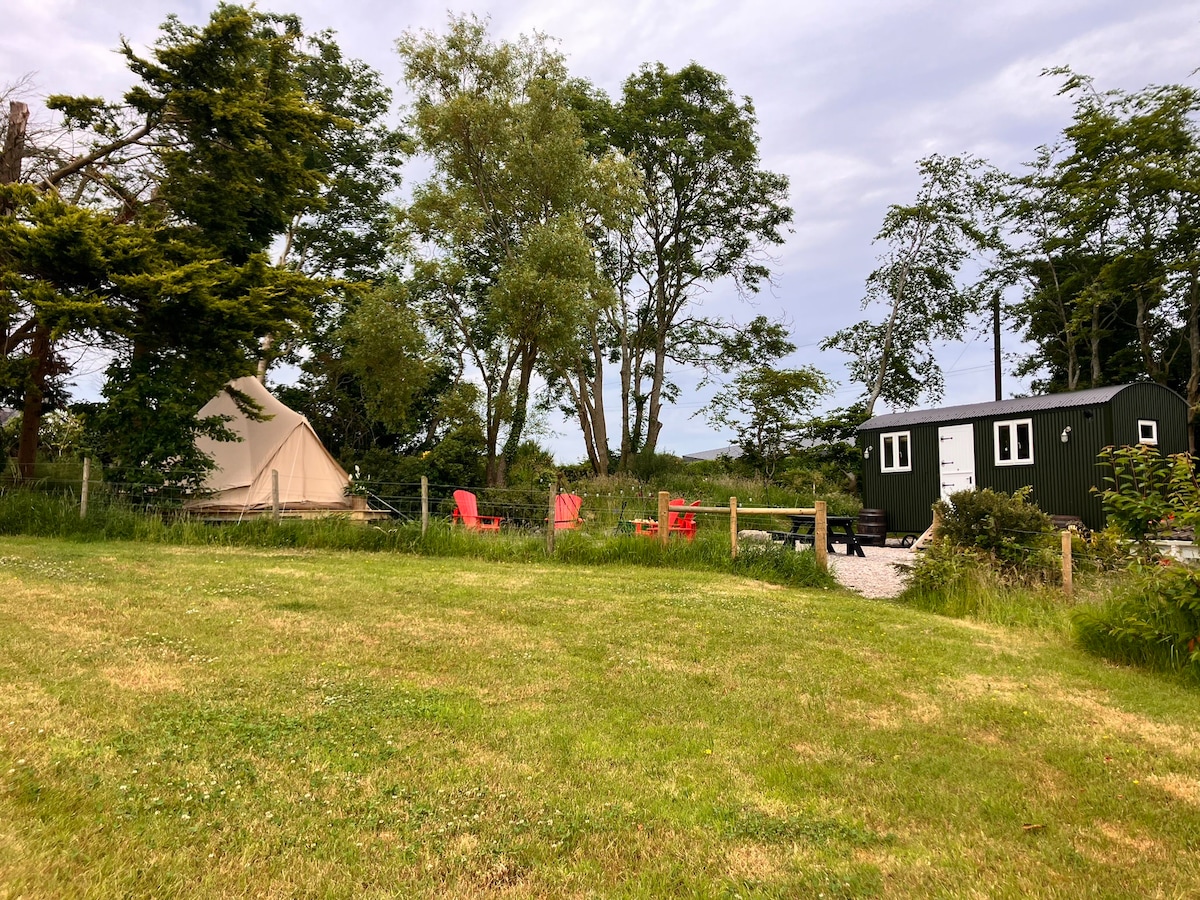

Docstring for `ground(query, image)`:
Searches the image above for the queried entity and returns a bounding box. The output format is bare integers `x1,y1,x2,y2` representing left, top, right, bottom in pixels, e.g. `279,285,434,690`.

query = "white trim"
994,418,1034,466
1138,419,1159,445
879,430,912,473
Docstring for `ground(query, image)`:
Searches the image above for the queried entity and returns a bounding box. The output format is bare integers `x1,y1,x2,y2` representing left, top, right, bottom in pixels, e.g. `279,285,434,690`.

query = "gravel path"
827,545,914,598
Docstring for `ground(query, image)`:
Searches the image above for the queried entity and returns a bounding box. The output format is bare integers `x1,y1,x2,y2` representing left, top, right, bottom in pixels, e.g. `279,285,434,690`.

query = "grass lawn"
1,537,1198,899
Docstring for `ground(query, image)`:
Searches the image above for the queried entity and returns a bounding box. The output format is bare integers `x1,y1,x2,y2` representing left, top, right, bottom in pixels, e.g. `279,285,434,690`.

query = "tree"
280,281,480,471
595,63,792,466
259,31,409,378
397,15,628,486
704,365,830,481
0,6,361,481
822,154,1003,416
1003,73,1200,448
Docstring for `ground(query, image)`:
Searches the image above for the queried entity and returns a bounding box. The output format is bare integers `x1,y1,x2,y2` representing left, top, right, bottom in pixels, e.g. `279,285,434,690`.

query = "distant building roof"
682,444,743,462
859,384,1151,431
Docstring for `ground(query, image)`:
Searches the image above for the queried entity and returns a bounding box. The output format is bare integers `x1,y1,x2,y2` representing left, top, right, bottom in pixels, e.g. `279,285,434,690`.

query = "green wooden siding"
862,427,941,534
859,384,1188,534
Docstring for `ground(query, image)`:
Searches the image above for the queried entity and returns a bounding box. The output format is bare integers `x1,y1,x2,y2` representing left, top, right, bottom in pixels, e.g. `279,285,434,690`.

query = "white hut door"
938,424,976,501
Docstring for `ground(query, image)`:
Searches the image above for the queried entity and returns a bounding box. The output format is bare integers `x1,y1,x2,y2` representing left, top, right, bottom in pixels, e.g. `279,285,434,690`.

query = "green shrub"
1095,444,1200,545
898,487,1066,628
1073,559,1200,678
934,486,1056,570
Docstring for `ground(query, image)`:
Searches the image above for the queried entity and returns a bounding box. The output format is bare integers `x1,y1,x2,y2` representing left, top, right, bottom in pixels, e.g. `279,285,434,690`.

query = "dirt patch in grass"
845,695,944,730
944,673,1032,703
1091,821,1170,862
1040,688,1200,762
1147,773,1200,806
722,842,786,881
102,661,186,693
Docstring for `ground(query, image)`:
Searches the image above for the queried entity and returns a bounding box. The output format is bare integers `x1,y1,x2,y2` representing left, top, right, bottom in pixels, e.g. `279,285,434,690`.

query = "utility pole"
993,291,1002,402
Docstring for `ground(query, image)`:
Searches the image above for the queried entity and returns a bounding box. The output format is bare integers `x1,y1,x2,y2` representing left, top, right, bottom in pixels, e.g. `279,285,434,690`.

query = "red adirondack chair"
671,499,702,541
553,493,583,529
451,490,503,532
635,498,695,538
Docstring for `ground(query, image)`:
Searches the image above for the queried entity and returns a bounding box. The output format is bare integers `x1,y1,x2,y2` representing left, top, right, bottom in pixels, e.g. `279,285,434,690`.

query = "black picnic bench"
768,514,866,557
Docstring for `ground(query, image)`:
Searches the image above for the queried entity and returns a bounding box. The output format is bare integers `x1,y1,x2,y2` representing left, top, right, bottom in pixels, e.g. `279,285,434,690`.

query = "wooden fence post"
547,486,557,555
729,496,739,559
80,457,91,519
1062,530,1073,597
658,491,670,546
420,476,429,536
271,469,280,521
814,500,828,572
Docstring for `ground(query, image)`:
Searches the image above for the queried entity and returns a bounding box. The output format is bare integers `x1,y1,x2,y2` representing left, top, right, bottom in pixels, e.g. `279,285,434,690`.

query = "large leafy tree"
397,15,629,486
1004,74,1200,447
279,281,481,471
0,5,359,482
582,64,792,468
822,154,1003,417
260,32,409,378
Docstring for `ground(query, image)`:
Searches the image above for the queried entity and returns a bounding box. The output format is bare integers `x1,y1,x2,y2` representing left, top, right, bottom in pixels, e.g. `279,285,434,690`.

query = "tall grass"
895,541,1080,631
0,489,836,590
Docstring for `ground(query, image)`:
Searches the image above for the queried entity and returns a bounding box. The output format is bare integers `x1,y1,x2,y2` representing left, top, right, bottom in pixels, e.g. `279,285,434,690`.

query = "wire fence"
0,460,815,536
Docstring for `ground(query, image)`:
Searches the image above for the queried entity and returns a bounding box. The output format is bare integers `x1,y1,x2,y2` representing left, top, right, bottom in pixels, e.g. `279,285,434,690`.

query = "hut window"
994,419,1033,466
1138,419,1158,445
879,431,911,473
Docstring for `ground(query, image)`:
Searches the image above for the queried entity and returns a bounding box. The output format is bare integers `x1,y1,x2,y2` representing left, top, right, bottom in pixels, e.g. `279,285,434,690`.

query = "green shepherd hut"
857,383,1188,534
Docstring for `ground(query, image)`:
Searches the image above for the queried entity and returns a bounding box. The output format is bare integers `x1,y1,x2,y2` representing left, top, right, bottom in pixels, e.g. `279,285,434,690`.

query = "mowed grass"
1,538,1198,899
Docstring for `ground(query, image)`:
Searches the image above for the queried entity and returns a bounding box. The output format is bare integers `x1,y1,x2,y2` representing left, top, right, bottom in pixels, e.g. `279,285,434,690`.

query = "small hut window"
880,431,911,473
1138,419,1158,445
995,419,1033,466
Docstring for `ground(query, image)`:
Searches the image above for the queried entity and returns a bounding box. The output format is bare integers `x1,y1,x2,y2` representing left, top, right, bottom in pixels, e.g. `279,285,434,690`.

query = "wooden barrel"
857,509,888,547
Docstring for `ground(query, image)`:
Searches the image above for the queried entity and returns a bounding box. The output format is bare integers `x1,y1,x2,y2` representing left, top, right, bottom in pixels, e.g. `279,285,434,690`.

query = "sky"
4,0,1199,462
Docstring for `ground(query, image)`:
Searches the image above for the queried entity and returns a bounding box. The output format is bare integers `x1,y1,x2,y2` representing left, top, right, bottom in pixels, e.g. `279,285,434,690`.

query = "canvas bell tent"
185,377,358,517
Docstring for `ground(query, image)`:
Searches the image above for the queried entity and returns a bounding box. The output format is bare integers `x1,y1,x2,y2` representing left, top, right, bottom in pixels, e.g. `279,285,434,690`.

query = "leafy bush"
934,487,1056,572
1095,444,1200,544
1073,559,1200,678
898,487,1065,627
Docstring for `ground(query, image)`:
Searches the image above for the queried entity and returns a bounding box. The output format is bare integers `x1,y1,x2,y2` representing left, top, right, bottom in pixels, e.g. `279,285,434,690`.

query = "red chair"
451,490,503,532
552,493,583,529
671,499,702,541
636,498,693,538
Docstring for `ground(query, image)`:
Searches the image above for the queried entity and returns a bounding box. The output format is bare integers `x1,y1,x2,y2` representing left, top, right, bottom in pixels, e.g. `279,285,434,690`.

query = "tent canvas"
186,377,352,512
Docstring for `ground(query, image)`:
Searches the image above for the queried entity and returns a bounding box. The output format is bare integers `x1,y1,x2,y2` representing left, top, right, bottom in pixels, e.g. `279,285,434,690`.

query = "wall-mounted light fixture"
1060,426,1072,443
863,445,871,459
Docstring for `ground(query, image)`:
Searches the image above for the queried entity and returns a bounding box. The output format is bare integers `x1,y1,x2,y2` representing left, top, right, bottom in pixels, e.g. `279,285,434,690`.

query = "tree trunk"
616,297,635,469
864,295,902,418
1,101,29,194
588,339,610,475
16,325,51,480
1134,286,1163,383
570,331,610,476
496,349,537,487
643,338,668,456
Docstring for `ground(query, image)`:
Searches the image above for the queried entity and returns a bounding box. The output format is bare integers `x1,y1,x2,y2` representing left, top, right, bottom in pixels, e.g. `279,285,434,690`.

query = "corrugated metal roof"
682,444,743,462
858,384,1135,431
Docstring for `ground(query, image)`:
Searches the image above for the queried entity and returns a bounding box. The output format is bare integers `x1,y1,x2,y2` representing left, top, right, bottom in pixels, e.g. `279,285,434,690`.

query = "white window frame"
1138,419,1158,446
879,431,912,473
994,418,1034,466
